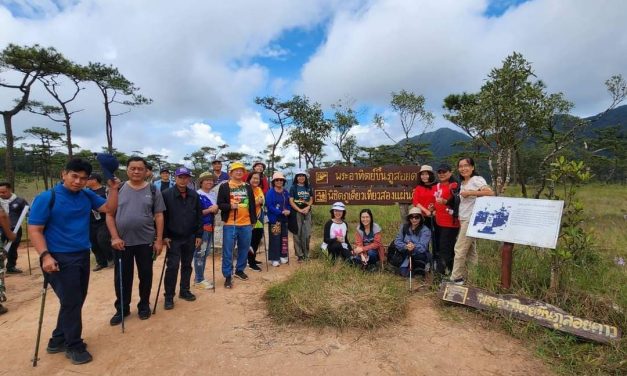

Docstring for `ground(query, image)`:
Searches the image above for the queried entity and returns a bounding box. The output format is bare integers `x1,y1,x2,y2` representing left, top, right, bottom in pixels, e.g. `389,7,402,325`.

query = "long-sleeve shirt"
162,187,203,239
394,224,431,268
265,188,291,224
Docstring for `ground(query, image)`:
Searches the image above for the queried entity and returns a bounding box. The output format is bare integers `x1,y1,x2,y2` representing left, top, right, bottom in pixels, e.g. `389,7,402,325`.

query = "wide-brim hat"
229,162,246,173
407,206,424,220
198,171,215,183
271,172,286,182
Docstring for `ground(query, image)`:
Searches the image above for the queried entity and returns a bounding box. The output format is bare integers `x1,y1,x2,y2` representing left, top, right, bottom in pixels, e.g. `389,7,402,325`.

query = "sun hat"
198,171,215,184
419,165,433,173
331,202,346,211
407,207,424,220
271,172,286,181
229,161,246,173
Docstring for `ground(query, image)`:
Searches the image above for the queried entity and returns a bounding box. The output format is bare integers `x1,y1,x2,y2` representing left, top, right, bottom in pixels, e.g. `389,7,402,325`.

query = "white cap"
331,202,346,211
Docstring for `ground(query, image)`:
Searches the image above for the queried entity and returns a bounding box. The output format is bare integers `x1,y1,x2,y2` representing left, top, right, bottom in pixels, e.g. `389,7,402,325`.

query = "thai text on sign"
313,186,414,205
310,166,422,187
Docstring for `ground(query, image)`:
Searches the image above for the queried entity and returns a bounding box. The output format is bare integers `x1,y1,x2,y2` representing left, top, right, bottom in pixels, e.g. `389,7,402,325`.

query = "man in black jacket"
0,182,29,273
161,167,203,310
86,174,113,271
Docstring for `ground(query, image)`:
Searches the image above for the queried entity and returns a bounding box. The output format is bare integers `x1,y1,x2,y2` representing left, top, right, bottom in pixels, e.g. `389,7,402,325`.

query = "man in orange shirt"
216,162,257,289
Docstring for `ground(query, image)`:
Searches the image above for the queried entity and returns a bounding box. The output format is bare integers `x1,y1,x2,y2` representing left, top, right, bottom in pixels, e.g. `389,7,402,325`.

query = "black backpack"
386,224,410,267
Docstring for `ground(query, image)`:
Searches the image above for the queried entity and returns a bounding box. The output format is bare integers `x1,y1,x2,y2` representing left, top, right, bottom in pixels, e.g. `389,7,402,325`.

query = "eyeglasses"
408,215,421,220
437,170,449,174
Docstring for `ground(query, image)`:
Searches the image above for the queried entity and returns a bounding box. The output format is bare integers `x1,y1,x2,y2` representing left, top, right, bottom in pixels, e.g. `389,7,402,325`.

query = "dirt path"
1,246,552,376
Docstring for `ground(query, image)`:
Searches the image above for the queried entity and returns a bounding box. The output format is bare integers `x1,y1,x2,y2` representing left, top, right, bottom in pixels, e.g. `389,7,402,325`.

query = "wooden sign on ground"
438,283,621,344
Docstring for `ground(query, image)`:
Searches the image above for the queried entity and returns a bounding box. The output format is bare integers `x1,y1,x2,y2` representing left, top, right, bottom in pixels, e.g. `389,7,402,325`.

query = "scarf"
0,193,16,213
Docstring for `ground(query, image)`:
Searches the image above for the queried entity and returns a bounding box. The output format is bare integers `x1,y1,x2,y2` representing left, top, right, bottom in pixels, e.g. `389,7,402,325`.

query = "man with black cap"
161,167,203,309
154,168,174,192
86,174,113,271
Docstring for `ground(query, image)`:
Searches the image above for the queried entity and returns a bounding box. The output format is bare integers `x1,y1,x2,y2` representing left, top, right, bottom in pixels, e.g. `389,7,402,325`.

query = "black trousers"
113,244,153,312
90,222,113,267
2,228,21,269
164,236,195,298
46,251,90,351
435,225,460,274
248,227,263,266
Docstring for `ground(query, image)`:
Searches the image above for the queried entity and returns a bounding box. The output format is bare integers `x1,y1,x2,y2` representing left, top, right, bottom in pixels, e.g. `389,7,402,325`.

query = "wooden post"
500,242,514,289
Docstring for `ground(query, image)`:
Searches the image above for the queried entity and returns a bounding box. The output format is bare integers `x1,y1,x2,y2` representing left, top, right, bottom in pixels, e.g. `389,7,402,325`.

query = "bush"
265,260,409,329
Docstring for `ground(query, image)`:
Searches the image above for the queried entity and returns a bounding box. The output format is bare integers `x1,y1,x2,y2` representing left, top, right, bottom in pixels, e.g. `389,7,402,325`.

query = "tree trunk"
515,150,527,198
398,203,409,222
2,113,16,188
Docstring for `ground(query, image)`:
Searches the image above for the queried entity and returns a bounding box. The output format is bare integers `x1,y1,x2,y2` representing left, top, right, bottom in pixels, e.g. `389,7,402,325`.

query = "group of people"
0,154,493,366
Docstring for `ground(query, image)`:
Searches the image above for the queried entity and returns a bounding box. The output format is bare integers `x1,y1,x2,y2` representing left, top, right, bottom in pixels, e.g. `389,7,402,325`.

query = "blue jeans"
193,231,214,283
221,225,252,278
350,249,379,265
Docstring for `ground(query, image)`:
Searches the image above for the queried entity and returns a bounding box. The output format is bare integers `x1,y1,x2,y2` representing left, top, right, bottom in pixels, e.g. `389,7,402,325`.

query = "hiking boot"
249,264,262,272
6,266,22,274
164,297,174,310
179,291,196,301
254,260,263,265
224,277,233,289
46,337,65,354
138,309,151,320
65,347,93,365
452,278,465,286
234,270,249,280
93,264,108,272
0,304,7,315
109,310,130,326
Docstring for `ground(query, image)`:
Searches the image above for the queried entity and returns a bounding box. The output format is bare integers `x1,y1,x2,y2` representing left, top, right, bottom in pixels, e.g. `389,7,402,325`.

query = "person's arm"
415,226,431,253
323,220,334,244
96,178,120,214
28,224,59,273
393,227,406,251
0,209,15,241
153,212,164,256
216,184,231,213
265,190,282,217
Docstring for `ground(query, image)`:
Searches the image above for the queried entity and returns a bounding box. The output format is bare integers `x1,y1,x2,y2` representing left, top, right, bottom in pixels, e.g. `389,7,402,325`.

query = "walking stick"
429,218,436,276
153,252,167,314
26,225,32,276
32,276,48,367
262,225,269,272
211,233,216,293
118,256,125,333
408,252,412,292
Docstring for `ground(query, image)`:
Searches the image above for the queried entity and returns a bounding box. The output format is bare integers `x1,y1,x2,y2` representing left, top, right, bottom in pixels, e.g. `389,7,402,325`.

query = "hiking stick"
118,256,125,333
153,252,167,314
409,252,412,292
211,233,215,293
262,225,268,272
32,276,48,367
26,224,32,276
429,218,436,276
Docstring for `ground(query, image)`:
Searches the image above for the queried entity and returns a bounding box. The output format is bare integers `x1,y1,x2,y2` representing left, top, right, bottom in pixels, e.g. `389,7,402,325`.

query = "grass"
265,260,409,329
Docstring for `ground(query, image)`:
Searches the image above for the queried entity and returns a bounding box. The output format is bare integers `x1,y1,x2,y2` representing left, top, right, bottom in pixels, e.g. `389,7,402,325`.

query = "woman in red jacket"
433,163,461,275
412,165,436,230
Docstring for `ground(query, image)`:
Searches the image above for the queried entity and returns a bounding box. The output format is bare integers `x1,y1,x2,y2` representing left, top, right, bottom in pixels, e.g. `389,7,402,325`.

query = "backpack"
386,224,410,267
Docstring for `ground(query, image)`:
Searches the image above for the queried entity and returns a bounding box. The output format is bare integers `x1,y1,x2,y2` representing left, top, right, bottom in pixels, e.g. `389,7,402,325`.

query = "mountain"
400,127,470,162
582,104,627,136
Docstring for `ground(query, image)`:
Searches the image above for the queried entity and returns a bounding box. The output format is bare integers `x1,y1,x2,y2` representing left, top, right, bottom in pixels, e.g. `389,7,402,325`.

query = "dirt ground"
0,244,553,376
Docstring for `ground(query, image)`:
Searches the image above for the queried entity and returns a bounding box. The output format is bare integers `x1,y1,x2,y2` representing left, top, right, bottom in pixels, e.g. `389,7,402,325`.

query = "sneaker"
297,257,303,263
249,264,262,272
138,309,151,320
224,277,233,289
164,297,174,310
92,264,107,272
235,270,249,280
194,280,214,290
271,261,280,267
65,347,93,365
6,266,22,274
254,260,263,265
280,257,288,264
452,278,465,286
179,291,197,301
46,337,65,354
109,310,130,326
0,304,7,315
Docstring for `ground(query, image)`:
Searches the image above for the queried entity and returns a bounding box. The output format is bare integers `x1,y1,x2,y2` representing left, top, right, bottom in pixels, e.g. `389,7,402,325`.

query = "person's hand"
336,236,345,243
302,206,310,214
461,190,473,198
107,177,121,190
111,238,125,251
282,209,290,216
354,246,363,254
153,239,163,256
5,230,16,241
164,238,171,249
406,242,415,252
41,254,60,273
195,238,202,248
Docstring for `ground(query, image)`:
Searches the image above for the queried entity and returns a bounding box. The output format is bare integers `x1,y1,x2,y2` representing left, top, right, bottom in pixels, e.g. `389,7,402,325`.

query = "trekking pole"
153,252,167,314
429,218,436,277
32,276,48,367
408,253,412,292
118,256,125,333
211,233,216,293
262,226,268,272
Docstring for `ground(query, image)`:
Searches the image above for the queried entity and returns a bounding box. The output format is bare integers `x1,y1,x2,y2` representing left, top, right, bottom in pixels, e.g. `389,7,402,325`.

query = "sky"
1,0,626,169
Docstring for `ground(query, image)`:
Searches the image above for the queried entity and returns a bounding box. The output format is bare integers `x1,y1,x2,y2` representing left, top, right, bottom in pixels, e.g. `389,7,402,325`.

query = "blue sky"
1,0,626,167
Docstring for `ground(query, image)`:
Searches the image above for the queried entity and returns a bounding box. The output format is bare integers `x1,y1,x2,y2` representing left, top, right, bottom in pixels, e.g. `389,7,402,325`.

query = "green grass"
265,260,409,329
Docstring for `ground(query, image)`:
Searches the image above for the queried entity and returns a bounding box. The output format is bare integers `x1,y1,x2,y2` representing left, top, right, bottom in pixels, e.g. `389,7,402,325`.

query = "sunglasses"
408,215,421,220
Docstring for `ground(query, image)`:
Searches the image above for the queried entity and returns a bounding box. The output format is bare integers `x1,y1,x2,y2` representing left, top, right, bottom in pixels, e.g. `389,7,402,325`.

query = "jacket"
265,188,291,224
162,187,203,239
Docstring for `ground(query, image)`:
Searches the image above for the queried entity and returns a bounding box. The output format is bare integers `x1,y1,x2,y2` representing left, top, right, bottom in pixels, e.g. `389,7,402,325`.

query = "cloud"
173,122,226,147
297,0,627,117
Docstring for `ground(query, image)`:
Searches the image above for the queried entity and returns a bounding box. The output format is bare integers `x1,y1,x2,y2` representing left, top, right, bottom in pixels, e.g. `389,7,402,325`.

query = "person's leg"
439,227,459,274
268,223,280,262
294,213,305,259
89,225,107,268
134,244,154,312
222,226,235,278
248,228,262,267
164,240,182,298
6,228,22,270
47,252,90,351
451,220,472,281
96,223,113,264
194,231,209,283
301,212,312,259
366,249,379,264
113,247,134,313
179,237,195,293
235,226,252,273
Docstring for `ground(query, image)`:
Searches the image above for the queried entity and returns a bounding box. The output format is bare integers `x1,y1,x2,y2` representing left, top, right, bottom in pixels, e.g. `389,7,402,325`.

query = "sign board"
310,166,421,187
438,283,621,344
313,186,413,205
467,197,564,249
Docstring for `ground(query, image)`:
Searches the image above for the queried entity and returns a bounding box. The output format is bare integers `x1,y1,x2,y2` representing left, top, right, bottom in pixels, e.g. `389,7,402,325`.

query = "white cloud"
173,122,226,147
